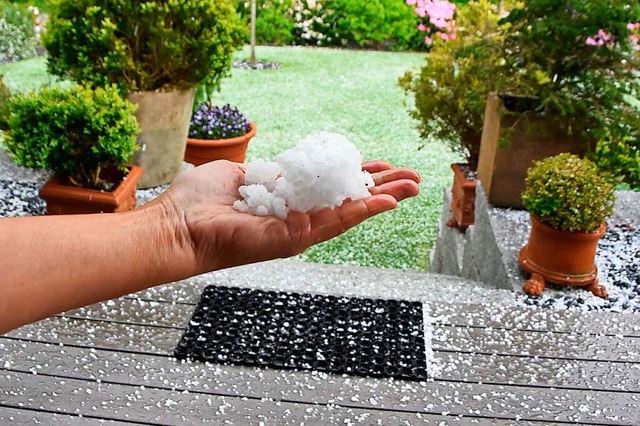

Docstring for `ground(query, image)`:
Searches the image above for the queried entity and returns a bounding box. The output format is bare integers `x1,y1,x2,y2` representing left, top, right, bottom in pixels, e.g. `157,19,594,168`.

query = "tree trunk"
250,0,257,65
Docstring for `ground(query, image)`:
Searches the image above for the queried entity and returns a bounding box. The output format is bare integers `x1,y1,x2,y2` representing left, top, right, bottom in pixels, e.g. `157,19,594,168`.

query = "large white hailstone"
232,132,374,219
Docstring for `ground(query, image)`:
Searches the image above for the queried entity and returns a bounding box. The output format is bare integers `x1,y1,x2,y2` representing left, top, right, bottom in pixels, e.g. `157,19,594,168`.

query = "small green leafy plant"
522,153,615,233
5,85,139,190
0,75,11,131
44,0,244,93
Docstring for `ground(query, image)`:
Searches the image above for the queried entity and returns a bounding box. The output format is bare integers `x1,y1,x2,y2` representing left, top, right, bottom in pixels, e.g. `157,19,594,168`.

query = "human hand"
156,160,420,274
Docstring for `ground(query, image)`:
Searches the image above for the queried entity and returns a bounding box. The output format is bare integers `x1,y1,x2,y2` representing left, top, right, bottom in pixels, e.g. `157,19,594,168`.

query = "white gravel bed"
489,202,640,314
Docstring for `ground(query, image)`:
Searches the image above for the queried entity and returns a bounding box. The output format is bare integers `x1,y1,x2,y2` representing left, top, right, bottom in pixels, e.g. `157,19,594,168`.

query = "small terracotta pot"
446,163,477,230
518,215,607,298
39,165,143,215
184,122,257,166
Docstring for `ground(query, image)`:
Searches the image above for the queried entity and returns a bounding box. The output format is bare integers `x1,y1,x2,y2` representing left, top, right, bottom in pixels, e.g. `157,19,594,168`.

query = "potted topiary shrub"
519,153,615,299
4,85,142,214
478,0,640,208
184,103,257,166
399,0,522,229
43,0,244,188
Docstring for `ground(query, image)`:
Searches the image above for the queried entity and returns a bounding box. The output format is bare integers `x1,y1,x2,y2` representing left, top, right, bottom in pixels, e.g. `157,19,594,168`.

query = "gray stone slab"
613,190,640,228
130,260,517,308
1,341,636,424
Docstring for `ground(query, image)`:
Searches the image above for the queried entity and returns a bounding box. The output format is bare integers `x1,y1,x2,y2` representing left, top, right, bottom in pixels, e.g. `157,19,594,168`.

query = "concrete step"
140,259,517,308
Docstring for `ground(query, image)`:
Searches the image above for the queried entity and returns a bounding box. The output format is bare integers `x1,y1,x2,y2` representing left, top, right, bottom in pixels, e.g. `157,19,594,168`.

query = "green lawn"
0,46,460,270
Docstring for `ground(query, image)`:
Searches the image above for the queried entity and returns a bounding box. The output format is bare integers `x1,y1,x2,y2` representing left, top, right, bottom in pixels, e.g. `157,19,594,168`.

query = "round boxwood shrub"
44,0,244,93
5,85,139,190
522,153,615,233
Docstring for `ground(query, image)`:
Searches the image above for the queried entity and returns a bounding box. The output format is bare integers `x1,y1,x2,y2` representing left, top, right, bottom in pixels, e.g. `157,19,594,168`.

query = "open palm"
159,160,421,273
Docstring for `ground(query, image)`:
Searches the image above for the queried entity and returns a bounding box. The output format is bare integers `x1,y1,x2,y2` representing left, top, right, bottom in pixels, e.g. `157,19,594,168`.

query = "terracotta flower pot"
39,165,143,215
128,89,195,188
446,163,477,230
184,122,257,166
518,214,607,298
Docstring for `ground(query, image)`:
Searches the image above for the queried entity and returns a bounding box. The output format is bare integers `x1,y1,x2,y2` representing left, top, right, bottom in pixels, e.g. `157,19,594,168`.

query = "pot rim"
187,122,257,148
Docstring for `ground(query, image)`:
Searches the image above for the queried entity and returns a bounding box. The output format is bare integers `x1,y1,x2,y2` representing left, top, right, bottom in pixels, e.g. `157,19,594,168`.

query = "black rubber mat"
174,286,428,381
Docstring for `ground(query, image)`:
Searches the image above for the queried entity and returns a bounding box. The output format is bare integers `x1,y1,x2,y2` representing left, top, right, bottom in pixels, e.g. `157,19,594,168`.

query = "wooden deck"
2,267,640,425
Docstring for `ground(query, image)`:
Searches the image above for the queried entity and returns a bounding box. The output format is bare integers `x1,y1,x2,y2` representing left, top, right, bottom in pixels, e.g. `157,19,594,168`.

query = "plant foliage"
522,153,615,233
499,0,640,180
44,0,244,93
236,0,295,46
399,0,522,170
0,1,38,63
5,85,139,189
0,75,11,131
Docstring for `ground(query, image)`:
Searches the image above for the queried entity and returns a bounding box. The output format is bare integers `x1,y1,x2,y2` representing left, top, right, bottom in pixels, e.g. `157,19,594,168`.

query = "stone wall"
430,182,527,292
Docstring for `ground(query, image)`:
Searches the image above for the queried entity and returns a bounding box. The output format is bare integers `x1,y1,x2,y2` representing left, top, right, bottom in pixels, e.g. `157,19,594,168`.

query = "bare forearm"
0,201,196,333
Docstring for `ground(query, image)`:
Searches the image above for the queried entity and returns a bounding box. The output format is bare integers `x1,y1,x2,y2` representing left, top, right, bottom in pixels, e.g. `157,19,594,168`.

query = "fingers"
369,179,420,202
371,167,422,186
362,161,394,173
308,194,398,245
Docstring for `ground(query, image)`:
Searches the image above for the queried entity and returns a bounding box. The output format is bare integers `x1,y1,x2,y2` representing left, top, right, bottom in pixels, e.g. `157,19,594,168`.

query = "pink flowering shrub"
628,22,640,51
406,0,456,46
587,24,640,51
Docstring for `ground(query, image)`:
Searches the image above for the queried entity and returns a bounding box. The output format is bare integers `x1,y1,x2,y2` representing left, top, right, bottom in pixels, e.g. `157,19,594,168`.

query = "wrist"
132,197,198,285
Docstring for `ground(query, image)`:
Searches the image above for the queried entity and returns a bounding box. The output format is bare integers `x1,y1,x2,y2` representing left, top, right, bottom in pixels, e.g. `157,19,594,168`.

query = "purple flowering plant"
188,103,251,140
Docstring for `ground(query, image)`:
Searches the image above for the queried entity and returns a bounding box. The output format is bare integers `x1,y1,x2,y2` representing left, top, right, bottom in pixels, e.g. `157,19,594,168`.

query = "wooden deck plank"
434,325,640,363
2,339,639,424
7,317,182,355
0,406,128,425
4,336,639,394
129,280,640,339
436,352,640,392
63,298,194,330
1,370,528,426
429,302,640,337
53,303,640,366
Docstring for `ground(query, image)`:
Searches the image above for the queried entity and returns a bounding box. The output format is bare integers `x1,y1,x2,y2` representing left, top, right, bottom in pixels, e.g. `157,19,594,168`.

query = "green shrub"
237,0,294,46
399,0,522,170
290,0,421,50
522,153,615,233
44,0,245,93
591,134,640,191
0,1,38,63
5,85,139,189
499,0,640,158
323,0,421,50
0,75,11,131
